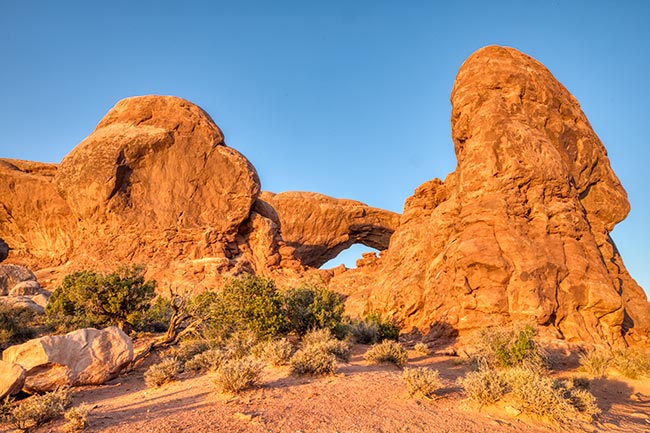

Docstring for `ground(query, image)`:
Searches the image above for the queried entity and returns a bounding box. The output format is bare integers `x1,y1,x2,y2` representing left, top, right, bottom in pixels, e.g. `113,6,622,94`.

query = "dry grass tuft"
364,340,408,367
401,367,442,399
144,357,183,387
9,387,71,430
213,357,263,394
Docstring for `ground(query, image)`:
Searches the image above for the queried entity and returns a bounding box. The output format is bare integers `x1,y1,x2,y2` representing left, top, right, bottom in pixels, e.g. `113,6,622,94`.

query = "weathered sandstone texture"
2,326,133,393
0,360,25,399
330,46,650,346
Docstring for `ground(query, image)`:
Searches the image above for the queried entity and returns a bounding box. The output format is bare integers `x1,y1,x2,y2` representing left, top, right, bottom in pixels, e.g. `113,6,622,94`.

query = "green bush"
9,387,71,430
213,357,263,394
290,345,337,376
198,274,287,341
366,312,400,341
284,284,345,336
349,319,381,344
144,357,183,388
46,265,156,332
473,325,547,370
364,340,408,367
401,367,442,399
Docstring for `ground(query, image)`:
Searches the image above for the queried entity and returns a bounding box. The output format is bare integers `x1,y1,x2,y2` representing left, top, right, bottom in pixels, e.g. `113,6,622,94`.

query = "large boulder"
0,264,37,296
260,191,400,268
0,360,25,399
330,46,650,346
2,326,133,393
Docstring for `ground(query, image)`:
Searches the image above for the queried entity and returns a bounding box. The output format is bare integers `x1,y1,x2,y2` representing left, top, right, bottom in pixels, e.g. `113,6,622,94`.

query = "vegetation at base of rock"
63,403,91,433
213,357,263,394
401,367,442,399
0,304,37,349
414,342,430,355
364,340,408,366
284,284,345,336
348,313,400,344
144,357,183,388
6,387,71,430
46,264,156,332
290,345,337,376
579,347,612,377
577,346,650,379
194,275,286,341
472,325,547,370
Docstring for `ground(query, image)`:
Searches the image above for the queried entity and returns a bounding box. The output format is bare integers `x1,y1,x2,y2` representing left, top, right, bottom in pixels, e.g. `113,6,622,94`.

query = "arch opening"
320,243,379,270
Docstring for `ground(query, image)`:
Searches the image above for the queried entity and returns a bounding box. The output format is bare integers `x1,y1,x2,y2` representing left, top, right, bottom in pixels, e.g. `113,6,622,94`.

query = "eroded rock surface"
2,326,133,393
259,191,400,268
0,360,25,399
330,46,650,346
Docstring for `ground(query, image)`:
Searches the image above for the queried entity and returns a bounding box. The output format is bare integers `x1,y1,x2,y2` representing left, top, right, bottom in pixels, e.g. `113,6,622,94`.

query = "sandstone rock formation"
2,326,133,393
0,48,648,346
258,191,400,268
0,264,50,313
0,360,25,399
330,46,650,346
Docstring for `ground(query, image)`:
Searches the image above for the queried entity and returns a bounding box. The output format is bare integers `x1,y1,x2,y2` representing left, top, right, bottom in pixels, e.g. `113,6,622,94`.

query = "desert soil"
3,345,650,433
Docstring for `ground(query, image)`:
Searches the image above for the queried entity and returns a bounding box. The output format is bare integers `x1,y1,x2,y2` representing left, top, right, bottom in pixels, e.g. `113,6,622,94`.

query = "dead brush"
213,356,263,394
364,340,408,367
578,347,612,377
144,357,183,387
401,367,442,399
9,387,71,430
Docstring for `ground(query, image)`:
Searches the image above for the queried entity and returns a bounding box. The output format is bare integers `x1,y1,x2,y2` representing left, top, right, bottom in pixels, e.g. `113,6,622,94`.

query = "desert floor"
3,344,650,433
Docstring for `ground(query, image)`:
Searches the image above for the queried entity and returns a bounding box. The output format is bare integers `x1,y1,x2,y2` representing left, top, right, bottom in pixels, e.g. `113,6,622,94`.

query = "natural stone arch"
257,191,400,269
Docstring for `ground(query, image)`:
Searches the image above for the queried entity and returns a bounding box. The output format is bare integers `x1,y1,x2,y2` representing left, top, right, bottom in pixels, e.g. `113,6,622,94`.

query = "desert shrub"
414,342,430,355
185,348,227,373
302,328,351,362
46,265,156,332
9,387,71,430
290,345,337,376
364,340,408,367
256,338,294,366
284,284,345,336
349,319,381,344
473,325,546,370
167,337,211,362
133,296,174,333
611,348,650,379
0,396,14,422
579,347,612,377
0,304,37,349
213,357,263,394
198,274,287,341
458,368,507,405
505,367,600,422
401,367,443,399
366,312,400,341
224,330,260,359
63,403,92,432
144,357,182,388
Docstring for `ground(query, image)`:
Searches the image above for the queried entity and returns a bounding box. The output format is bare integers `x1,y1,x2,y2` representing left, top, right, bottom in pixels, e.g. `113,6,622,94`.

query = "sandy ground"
3,345,650,433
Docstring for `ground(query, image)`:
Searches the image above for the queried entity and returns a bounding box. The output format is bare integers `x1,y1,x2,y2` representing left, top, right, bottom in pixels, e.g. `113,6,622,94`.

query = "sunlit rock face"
330,45,650,346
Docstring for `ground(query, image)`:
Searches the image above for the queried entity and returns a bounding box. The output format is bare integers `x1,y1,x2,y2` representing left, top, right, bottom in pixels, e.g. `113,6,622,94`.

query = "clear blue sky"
1,1,648,294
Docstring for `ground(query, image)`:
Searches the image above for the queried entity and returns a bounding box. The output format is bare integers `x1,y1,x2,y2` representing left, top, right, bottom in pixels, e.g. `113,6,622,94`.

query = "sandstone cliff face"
1,47,648,345
330,46,650,346
0,95,396,292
